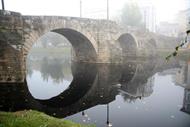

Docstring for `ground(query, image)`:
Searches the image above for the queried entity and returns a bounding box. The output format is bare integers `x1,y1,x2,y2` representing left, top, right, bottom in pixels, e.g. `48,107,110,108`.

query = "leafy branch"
166,30,190,61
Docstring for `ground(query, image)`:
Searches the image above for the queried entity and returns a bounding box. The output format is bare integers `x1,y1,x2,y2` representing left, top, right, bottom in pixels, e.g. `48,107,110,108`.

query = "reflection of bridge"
0,58,181,118
173,61,190,114
0,10,178,82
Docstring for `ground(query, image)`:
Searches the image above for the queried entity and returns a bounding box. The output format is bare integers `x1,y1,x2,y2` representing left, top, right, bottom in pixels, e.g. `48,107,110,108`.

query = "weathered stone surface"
0,10,23,46
0,41,24,82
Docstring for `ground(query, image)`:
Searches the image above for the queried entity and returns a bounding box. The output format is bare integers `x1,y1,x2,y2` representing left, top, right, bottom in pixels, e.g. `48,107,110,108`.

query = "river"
0,54,190,127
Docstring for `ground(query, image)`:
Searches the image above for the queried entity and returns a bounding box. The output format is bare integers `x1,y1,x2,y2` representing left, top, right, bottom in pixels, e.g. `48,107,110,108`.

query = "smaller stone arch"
117,33,138,56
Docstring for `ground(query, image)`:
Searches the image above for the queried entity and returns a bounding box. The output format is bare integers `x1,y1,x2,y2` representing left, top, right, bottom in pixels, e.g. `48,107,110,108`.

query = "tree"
121,2,142,27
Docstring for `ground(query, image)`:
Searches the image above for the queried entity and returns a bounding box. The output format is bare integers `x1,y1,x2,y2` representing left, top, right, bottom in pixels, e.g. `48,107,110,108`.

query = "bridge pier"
0,10,25,82
0,42,25,83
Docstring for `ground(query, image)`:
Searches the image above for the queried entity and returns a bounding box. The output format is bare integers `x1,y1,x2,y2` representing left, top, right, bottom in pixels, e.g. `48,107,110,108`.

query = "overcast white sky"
0,0,189,23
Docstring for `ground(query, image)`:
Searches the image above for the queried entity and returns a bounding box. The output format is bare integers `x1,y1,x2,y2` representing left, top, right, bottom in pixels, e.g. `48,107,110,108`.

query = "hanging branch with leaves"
166,29,190,61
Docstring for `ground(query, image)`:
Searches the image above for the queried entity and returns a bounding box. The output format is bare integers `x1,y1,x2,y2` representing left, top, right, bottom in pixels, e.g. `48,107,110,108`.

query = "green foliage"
121,2,142,27
0,110,95,127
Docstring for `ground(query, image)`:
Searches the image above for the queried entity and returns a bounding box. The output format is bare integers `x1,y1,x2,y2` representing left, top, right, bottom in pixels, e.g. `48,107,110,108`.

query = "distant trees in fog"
120,2,142,28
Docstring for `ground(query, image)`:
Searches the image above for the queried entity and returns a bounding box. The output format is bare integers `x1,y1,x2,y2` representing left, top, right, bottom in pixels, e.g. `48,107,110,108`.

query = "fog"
1,0,189,23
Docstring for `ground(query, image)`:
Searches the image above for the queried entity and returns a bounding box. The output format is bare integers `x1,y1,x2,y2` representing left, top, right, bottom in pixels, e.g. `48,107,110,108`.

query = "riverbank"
0,110,94,127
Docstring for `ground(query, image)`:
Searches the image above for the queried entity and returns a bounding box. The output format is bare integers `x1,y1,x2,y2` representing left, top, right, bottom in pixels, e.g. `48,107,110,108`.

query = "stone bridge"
0,10,178,82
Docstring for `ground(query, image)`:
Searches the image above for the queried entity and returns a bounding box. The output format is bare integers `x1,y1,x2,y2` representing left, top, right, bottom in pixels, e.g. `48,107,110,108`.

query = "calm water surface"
0,56,190,127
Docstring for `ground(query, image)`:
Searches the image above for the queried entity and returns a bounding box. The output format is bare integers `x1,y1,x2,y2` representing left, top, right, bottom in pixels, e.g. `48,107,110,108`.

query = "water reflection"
26,56,73,99
0,58,190,126
27,57,72,83
174,61,190,114
181,89,190,114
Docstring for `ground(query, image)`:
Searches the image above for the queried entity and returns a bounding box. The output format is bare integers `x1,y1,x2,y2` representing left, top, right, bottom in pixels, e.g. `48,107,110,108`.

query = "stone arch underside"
118,33,137,56
24,28,97,62
52,28,97,62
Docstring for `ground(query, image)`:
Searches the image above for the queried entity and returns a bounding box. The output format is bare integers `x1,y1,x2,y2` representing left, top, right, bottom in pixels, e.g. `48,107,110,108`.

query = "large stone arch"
117,33,138,56
22,17,98,62
52,28,97,62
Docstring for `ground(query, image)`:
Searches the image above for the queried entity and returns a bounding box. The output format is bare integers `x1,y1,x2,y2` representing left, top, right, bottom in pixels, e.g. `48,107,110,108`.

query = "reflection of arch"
23,28,97,62
118,33,137,56
119,60,157,100
0,62,97,117
37,62,97,107
128,60,156,84
119,62,137,84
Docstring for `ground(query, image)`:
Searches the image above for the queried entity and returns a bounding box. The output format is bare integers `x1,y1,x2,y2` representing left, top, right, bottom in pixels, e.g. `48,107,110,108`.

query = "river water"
0,54,190,127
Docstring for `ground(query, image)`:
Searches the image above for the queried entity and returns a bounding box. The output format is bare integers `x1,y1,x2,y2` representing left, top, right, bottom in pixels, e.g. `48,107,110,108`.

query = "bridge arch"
117,33,138,56
22,25,98,62
52,28,97,62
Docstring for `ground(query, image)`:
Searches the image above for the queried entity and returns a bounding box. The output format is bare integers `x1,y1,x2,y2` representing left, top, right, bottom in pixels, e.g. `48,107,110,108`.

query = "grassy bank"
0,110,94,127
